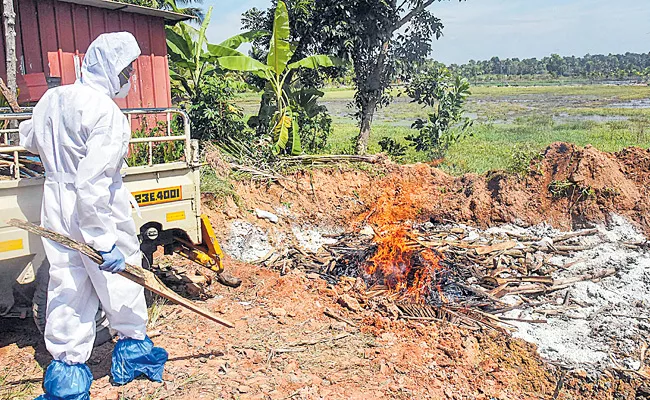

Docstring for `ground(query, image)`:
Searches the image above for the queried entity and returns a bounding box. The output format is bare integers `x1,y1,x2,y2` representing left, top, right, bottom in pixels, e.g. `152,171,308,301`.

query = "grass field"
234,84,650,174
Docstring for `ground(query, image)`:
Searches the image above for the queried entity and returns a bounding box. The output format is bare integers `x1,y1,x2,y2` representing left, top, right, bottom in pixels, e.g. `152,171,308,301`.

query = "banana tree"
166,6,267,100
216,1,338,155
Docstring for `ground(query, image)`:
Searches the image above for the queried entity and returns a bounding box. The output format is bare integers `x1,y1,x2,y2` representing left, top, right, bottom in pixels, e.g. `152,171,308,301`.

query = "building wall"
0,0,171,108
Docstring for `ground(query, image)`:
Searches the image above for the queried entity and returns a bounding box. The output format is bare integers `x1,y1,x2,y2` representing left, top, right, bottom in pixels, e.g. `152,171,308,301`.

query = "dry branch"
552,229,598,244
279,154,385,166
7,219,234,328
0,78,20,112
324,308,358,328
287,333,351,347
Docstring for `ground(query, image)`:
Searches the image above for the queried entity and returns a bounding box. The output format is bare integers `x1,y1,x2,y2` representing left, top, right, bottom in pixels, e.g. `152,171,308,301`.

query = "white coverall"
19,32,148,365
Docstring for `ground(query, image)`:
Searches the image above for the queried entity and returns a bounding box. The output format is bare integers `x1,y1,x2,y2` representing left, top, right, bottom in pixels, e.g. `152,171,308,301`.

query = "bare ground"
2,142,650,399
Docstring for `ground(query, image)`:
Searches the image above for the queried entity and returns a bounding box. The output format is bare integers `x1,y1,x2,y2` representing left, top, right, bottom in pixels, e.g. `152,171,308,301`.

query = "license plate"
133,186,182,206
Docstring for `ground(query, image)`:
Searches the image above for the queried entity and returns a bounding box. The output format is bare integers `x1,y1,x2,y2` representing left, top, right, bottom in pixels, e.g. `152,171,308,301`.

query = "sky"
203,0,650,65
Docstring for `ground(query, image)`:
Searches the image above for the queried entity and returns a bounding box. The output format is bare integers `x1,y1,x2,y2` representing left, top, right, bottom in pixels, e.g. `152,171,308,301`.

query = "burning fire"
364,226,444,303
360,173,445,303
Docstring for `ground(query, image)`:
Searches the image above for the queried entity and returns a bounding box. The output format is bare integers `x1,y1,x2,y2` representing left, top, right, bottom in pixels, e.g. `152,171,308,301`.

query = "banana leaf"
288,55,339,70
267,1,292,76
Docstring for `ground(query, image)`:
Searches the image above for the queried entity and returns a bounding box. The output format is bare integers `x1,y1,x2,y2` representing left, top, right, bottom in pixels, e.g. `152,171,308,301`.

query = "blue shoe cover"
35,360,92,400
111,336,168,385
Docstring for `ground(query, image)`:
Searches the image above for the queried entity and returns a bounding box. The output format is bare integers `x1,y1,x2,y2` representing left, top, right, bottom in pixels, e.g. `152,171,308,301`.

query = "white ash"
496,215,649,371
425,216,649,371
291,225,343,253
222,220,273,263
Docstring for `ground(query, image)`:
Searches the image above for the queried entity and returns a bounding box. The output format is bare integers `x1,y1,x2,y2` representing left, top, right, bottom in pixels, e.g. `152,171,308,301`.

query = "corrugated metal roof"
57,0,192,22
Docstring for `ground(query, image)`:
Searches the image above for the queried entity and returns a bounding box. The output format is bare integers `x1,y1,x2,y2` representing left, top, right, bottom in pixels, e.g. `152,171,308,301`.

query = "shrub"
378,137,407,159
248,87,333,155
405,66,473,160
187,75,252,145
127,118,185,166
507,145,541,175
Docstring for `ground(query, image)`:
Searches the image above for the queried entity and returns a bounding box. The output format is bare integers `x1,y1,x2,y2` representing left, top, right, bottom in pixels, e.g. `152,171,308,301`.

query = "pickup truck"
0,108,229,343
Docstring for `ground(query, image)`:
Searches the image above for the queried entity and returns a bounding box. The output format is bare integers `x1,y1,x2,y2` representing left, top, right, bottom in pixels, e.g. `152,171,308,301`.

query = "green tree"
166,7,264,99
449,52,650,82
244,0,459,155
217,1,338,155
166,7,261,142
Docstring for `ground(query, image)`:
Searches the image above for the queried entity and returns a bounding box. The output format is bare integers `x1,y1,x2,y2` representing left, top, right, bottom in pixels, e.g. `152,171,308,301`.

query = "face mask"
115,79,132,99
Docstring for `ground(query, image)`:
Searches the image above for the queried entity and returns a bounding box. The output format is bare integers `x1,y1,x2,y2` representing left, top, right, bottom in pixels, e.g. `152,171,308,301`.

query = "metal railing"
0,108,191,181
123,108,191,167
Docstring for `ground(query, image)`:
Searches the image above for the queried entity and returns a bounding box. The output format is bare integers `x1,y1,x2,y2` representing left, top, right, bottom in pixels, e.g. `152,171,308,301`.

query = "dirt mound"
208,142,650,237
534,143,649,229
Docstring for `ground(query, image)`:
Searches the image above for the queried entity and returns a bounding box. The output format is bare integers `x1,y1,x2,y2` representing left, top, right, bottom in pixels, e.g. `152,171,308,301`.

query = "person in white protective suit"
19,32,167,400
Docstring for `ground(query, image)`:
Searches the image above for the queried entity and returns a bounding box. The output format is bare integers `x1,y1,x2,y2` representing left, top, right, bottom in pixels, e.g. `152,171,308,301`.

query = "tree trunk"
355,39,390,155
3,0,16,96
356,96,378,155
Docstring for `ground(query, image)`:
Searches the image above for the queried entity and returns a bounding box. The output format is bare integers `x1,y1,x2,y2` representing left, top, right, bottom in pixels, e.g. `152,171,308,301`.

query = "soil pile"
208,143,650,241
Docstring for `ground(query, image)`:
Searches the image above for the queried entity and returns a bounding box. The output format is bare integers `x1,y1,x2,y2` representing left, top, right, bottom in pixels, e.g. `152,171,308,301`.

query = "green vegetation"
308,84,650,174
115,0,205,20
166,7,259,145
404,66,472,160
147,296,167,329
200,167,240,206
217,1,338,155
125,1,650,176
0,368,36,399
243,0,450,154
127,119,185,167
448,52,650,83
470,84,650,99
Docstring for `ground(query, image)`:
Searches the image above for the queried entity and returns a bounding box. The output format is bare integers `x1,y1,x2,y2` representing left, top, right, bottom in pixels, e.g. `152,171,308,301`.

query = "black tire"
32,259,113,346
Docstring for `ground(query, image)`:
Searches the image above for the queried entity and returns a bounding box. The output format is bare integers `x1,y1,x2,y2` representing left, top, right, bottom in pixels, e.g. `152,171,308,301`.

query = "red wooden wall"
0,0,171,108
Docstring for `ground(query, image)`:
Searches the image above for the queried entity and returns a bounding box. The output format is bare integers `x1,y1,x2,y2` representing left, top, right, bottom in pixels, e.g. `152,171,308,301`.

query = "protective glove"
99,244,126,273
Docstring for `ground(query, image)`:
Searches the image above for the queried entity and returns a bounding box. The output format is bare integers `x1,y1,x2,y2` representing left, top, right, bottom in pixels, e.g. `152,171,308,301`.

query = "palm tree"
117,0,204,22
161,0,205,22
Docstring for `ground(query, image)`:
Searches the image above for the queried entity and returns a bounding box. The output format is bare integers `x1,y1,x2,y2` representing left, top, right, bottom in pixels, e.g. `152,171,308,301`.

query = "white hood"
78,32,141,98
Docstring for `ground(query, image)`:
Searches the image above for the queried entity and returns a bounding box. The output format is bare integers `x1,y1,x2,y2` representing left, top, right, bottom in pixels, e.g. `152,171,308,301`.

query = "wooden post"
2,0,16,97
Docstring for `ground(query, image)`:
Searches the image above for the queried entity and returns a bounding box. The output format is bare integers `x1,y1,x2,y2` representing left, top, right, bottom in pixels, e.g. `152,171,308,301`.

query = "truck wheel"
32,260,113,346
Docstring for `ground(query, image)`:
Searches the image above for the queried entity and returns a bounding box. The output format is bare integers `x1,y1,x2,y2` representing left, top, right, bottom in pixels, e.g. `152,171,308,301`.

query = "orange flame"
360,173,444,303
364,226,443,303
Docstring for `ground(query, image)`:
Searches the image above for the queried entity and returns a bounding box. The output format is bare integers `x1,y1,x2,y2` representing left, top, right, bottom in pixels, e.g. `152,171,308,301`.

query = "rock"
338,294,362,312
255,209,279,223
269,307,287,317
238,385,251,393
